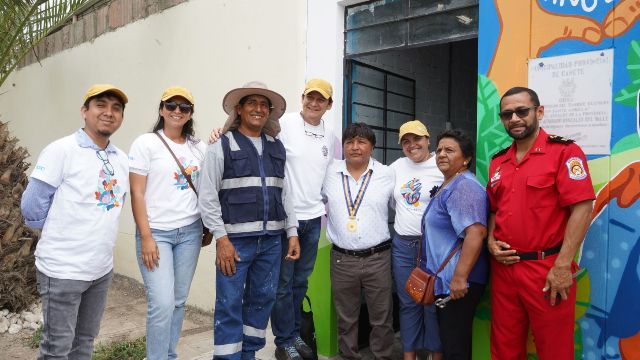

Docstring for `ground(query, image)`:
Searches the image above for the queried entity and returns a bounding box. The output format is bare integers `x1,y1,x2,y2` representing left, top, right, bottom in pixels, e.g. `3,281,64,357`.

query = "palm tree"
0,1,94,312
0,0,95,87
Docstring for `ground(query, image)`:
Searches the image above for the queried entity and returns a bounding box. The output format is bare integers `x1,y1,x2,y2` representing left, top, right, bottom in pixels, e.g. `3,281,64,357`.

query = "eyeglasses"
164,101,193,113
304,120,325,139
96,150,114,176
498,106,537,121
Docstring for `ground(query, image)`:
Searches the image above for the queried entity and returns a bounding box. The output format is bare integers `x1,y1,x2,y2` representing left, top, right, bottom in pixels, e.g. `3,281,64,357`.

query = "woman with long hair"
128,86,206,360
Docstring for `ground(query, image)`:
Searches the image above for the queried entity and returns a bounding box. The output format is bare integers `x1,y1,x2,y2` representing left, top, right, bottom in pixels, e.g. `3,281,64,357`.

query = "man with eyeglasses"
486,87,595,360
21,84,129,359
270,78,337,360
198,81,300,360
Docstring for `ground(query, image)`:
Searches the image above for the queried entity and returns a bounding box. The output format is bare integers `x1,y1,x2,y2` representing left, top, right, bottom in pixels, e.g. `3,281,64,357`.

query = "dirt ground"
0,274,212,360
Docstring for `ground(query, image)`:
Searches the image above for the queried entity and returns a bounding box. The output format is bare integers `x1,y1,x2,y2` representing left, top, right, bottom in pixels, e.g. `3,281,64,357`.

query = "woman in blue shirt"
422,129,489,360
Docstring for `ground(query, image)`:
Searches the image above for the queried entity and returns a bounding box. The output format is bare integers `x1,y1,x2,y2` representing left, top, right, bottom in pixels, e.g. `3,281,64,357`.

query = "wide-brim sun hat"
221,81,286,138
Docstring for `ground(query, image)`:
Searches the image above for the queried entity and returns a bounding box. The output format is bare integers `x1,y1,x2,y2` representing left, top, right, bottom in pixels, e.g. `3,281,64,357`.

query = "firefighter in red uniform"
486,87,595,360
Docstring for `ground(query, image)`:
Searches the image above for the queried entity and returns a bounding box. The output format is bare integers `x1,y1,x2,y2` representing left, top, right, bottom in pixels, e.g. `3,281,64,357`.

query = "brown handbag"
405,241,462,305
155,132,213,247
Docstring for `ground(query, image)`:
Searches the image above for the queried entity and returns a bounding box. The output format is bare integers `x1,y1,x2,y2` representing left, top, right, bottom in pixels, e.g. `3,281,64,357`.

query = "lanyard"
341,169,373,218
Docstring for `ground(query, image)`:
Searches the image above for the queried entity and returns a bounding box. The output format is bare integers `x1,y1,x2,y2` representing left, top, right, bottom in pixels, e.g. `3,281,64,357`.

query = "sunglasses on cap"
164,101,193,113
498,106,538,121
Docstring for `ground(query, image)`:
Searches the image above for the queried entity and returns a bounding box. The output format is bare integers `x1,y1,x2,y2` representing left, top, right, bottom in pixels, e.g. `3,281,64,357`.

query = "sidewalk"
104,275,409,359
99,274,280,360
2,274,408,359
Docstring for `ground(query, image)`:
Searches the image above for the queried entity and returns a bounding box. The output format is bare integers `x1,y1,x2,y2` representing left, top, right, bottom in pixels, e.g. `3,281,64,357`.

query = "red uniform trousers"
490,255,576,360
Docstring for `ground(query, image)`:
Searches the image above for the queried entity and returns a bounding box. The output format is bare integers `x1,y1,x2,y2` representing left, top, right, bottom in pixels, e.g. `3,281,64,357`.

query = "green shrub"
92,337,146,360
27,325,43,348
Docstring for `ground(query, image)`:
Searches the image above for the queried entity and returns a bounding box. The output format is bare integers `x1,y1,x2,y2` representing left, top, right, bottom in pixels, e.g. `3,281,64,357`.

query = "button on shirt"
487,128,595,252
322,158,395,250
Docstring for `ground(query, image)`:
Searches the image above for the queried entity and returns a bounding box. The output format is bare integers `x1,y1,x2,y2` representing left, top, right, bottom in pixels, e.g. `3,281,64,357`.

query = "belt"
516,244,562,261
332,240,391,257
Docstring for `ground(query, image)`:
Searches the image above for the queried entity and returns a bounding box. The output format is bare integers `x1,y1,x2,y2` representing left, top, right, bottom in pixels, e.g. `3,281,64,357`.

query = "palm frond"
0,0,95,87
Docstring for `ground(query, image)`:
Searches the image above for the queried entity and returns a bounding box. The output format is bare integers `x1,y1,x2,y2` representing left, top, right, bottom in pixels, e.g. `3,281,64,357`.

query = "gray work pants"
330,248,394,360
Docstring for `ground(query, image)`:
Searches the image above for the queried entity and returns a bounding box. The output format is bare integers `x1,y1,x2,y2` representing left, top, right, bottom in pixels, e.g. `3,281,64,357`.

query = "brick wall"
18,0,188,68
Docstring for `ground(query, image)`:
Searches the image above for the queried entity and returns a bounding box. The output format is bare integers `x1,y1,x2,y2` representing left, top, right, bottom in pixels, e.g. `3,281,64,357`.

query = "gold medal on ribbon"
341,170,373,235
347,216,357,232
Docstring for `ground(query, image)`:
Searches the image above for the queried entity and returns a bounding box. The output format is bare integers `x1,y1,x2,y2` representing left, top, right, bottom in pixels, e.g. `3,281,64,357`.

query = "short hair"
436,129,475,164
343,122,376,146
83,91,126,110
500,87,540,107
239,94,272,109
302,92,334,105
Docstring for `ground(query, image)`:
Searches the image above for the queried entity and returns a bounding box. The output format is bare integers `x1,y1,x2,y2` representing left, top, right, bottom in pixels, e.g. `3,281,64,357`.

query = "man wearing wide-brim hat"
199,81,300,359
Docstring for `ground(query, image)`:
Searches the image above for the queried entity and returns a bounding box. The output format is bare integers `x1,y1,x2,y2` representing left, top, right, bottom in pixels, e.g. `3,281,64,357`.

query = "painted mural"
477,0,640,359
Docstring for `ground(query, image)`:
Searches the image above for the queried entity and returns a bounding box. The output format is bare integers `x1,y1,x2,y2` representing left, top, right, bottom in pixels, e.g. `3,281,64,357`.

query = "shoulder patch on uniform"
566,157,588,180
491,147,509,159
548,134,575,144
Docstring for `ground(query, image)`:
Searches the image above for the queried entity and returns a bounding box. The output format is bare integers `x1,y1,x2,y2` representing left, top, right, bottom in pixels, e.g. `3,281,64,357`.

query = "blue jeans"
136,219,202,360
392,234,442,352
214,234,282,360
36,269,113,360
271,217,321,347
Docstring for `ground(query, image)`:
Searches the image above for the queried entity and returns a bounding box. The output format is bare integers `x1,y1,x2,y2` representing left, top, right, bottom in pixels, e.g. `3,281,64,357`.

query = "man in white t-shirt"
271,79,337,360
21,84,129,360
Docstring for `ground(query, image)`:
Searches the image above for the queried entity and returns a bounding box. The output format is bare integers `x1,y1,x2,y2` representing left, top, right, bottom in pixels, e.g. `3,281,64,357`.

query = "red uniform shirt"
486,128,595,252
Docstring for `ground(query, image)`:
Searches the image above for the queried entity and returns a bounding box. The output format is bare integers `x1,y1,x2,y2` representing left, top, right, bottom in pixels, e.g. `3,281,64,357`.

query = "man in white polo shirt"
322,122,395,360
21,84,129,359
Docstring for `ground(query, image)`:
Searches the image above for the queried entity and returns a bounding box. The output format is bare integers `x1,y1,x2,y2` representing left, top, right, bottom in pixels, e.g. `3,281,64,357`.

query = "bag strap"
155,132,198,196
416,176,462,273
435,243,462,275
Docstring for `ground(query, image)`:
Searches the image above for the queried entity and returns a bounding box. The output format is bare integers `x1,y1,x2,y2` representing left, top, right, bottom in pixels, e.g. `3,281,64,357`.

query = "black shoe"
275,345,302,360
294,336,315,360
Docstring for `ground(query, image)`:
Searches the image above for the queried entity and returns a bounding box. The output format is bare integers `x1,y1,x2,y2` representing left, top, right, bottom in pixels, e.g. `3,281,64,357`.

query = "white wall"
305,0,350,136
0,0,307,311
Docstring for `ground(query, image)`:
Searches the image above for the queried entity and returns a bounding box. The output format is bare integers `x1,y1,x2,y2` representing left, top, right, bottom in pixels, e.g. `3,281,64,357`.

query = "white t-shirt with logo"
278,112,336,220
128,131,206,231
31,134,129,281
390,155,444,236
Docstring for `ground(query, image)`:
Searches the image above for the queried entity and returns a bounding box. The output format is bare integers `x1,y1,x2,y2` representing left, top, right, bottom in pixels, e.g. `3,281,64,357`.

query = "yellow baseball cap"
303,78,333,99
398,120,430,143
161,86,195,104
83,84,128,104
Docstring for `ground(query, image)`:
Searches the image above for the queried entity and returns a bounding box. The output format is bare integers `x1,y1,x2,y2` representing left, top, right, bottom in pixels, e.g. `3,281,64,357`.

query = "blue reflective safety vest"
219,130,287,238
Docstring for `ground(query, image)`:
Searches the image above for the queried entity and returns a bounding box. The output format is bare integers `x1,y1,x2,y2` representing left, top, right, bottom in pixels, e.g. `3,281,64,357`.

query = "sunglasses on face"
498,106,538,121
164,101,193,113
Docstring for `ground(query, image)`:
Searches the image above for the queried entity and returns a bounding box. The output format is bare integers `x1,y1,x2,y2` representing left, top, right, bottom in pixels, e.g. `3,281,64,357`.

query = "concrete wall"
0,0,307,311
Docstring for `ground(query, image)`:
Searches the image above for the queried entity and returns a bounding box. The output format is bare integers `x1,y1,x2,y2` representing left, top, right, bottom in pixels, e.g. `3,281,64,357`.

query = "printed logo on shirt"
95,170,124,211
35,165,45,172
566,157,588,180
322,145,328,158
400,178,422,207
173,157,200,190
